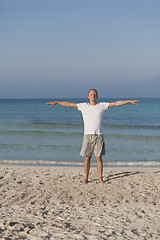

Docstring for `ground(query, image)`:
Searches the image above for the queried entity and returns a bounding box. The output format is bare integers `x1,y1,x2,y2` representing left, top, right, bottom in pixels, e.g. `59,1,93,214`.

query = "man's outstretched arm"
108,100,141,108
46,101,78,109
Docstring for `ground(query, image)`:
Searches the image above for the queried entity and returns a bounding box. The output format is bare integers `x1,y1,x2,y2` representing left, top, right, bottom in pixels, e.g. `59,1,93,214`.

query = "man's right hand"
46,102,57,106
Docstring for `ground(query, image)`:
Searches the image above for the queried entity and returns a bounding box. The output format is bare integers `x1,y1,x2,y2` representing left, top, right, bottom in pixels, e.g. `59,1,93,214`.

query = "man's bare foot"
83,179,88,184
99,180,105,184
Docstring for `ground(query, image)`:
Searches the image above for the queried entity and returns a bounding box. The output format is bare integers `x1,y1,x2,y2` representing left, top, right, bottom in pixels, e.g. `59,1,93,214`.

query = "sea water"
0,98,159,167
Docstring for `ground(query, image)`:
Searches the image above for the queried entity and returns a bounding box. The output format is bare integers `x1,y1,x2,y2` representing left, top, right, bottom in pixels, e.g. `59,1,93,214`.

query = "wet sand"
0,165,160,239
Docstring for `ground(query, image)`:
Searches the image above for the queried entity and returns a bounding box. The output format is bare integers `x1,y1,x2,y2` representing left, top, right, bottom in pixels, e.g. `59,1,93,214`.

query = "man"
47,89,140,184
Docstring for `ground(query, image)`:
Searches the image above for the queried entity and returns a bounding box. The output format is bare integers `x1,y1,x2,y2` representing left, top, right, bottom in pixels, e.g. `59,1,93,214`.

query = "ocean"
0,98,159,167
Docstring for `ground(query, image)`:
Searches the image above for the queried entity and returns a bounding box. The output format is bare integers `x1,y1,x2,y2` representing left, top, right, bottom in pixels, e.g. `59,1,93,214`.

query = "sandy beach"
0,165,160,239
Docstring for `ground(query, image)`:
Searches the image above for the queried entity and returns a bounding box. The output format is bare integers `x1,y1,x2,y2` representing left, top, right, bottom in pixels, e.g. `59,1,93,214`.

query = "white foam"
0,160,160,167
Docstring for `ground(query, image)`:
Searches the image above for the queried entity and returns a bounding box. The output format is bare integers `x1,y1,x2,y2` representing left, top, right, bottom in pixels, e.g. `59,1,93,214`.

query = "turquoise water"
0,98,159,166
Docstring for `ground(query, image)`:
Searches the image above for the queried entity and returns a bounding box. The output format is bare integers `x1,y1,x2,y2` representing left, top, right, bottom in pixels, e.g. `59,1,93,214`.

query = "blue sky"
1,0,160,98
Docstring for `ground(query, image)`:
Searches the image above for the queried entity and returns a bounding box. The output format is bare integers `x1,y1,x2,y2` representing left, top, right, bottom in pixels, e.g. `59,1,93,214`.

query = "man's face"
88,90,98,101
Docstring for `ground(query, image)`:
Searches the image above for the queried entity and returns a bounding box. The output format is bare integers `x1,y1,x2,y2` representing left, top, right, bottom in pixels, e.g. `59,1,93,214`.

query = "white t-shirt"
77,102,109,134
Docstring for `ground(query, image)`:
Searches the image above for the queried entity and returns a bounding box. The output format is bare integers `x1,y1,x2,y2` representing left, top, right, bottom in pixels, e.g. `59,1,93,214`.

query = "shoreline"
0,162,160,170
0,159,160,168
0,164,160,239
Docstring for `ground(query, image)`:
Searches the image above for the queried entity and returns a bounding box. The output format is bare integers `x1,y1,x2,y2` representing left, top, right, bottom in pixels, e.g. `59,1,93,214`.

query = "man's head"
88,89,98,103
88,89,98,97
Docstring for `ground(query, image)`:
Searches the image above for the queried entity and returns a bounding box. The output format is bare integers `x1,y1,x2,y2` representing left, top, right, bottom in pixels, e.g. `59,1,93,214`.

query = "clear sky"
1,0,160,98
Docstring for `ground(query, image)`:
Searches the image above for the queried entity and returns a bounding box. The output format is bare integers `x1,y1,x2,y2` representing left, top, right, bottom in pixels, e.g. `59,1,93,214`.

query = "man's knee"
95,156,102,162
85,156,91,161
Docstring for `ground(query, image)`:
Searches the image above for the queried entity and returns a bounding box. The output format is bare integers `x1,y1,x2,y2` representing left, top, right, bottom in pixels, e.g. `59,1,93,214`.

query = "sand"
0,165,160,240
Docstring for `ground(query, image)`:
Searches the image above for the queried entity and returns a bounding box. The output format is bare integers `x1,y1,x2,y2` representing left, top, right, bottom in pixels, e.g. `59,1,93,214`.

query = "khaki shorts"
80,134,105,157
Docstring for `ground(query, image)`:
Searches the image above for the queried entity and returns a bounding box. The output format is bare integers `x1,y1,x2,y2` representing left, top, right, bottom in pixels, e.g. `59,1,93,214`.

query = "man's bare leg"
96,156,104,183
84,156,91,183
